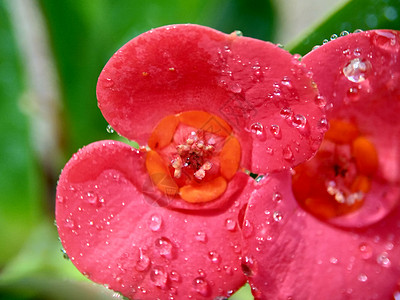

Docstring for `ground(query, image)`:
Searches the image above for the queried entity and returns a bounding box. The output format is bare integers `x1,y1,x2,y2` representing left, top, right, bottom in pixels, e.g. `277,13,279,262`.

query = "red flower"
56,24,325,299
242,30,400,299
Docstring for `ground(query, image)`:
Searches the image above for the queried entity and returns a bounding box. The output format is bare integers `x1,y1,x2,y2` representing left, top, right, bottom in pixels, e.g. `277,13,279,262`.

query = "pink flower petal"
97,24,325,173
242,172,400,299
302,30,400,226
56,140,251,299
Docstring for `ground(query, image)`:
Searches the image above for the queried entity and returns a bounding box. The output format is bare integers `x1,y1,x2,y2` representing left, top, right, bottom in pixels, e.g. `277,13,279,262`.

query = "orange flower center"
292,119,379,219
145,111,241,203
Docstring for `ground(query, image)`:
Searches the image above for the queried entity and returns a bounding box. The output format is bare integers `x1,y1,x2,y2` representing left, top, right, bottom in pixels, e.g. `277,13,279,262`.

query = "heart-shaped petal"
56,140,252,299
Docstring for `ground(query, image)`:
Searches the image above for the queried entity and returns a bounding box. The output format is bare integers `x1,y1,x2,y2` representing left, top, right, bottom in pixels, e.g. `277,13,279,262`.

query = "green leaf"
0,1,42,267
287,0,400,55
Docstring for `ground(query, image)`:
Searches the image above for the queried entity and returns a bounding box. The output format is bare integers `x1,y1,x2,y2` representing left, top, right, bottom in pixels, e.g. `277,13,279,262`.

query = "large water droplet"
150,266,168,288
250,122,264,136
280,107,293,119
148,214,162,232
343,58,371,83
291,114,307,129
270,125,281,139
135,249,151,272
155,237,174,259
373,30,398,51
192,277,210,296
377,252,391,267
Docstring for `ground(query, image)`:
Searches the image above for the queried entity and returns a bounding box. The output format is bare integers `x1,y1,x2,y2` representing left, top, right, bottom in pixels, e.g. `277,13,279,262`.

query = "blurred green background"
0,0,399,299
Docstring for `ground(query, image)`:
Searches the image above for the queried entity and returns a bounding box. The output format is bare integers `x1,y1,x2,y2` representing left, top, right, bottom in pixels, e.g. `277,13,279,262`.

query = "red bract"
242,30,400,299
56,24,325,299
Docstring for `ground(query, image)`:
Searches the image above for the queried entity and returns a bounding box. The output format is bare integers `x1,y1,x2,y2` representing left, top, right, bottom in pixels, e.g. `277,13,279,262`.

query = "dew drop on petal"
148,214,162,232
273,211,283,222
135,250,151,272
282,145,294,161
272,192,282,202
155,237,173,259
315,95,327,107
358,273,368,282
192,277,210,297
377,252,391,267
225,218,237,231
195,231,208,243
359,243,373,260
343,58,371,83
104,78,114,88
242,219,254,238
150,266,168,288
292,114,307,129
169,270,181,282
64,218,75,229
250,122,264,136
208,251,221,264
280,107,293,119
270,125,281,139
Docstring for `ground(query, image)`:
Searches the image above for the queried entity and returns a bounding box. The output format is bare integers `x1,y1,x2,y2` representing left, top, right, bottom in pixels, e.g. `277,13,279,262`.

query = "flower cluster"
56,25,400,299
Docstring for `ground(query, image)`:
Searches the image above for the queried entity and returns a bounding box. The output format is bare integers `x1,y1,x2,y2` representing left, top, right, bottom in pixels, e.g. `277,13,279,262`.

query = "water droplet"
280,107,293,119
135,249,151,272
377,252,391,267
192,277,210,296
60,248,69,260
322,39,329,45
358,273,368,282
318,117,329,133
343,58,371,83
270,125,281,139
195,231,207,243
330,34,338,40
250,122,264,136
329,257,338,264
273,211,283,222
225,218,237,231
266,147,274,155
150,266,168,288
291,114,307,129
372,30,398,51
354,29,363,33
241,256,258,277
155,237,174,259
315,95,327,107
86,191,98,205
232,30,243,37
242,219,254,238
281,76,292,87
208,251,221,264
104,78,114,88
106,124,115,134
148,214,162,232
340,31,349,37
169,270,181,282
64,218,75,229
359,243,373,260
230,82,242,93
282,146,294,161
272,192,282,202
